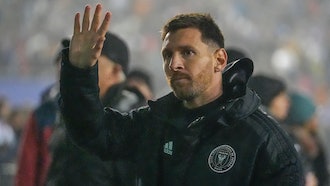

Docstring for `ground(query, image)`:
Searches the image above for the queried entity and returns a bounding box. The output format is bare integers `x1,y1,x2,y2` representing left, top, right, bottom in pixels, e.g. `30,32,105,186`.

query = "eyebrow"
162,44,197,52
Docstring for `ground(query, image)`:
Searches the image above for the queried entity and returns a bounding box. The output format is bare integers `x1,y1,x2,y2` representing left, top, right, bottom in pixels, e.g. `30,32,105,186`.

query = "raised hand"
69,4,111,68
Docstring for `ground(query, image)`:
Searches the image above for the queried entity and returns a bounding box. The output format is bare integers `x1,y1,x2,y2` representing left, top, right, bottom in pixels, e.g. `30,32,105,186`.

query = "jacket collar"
223,88,261,120
147,88,261,127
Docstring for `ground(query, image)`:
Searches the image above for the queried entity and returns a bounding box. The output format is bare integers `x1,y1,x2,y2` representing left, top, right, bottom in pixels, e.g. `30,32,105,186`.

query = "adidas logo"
163,141,173,155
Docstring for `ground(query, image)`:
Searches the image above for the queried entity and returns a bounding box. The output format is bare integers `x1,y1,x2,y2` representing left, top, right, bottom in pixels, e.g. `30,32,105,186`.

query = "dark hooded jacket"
59,49,304,186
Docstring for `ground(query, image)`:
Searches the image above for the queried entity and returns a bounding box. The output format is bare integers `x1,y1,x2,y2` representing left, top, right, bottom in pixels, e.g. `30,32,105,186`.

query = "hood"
222,88,261,121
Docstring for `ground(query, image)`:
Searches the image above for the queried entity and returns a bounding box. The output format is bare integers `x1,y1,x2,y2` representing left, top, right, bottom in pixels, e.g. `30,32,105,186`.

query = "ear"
113,63,123,75
214,48,227,72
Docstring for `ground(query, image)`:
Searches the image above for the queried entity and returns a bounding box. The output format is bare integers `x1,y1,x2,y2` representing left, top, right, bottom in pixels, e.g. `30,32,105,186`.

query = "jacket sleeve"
251,124,305,186
59,48,141,160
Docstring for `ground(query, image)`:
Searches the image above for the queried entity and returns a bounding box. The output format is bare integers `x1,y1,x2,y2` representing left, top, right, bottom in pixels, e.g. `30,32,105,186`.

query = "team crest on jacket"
208,145,236,173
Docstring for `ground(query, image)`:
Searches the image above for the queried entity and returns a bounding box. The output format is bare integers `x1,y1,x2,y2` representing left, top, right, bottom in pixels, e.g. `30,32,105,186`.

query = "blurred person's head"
98,32,130,98
7,106,31,135
40,38,70,103
248,74,289,121
286,92,318,134
0,96,11,121
286,92,320,159
226,47,248,63
54,38,70,79
126,69,154,100
133,0,154,17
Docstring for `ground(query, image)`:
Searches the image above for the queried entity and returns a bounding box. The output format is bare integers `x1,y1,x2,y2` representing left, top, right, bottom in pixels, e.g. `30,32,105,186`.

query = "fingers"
73,13,81,34
91,4,111,36
98,12,111,36
76,4,110,35
90,4,102,32
82,5,91,32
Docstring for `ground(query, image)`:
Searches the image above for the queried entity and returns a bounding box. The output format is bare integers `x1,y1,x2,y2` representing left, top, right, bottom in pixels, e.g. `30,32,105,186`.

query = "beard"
169,68,212,101
172,82,196,101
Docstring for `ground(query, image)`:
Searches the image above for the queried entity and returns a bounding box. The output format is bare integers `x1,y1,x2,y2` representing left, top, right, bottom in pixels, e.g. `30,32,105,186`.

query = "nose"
169,53,184,71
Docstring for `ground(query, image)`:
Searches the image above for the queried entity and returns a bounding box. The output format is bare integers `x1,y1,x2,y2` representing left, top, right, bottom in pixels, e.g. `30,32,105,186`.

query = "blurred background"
0,0,329,107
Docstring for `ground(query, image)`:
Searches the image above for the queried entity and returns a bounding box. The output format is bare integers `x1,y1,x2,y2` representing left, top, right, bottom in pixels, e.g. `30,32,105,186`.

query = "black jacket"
47,83,144,185
60,51,304,186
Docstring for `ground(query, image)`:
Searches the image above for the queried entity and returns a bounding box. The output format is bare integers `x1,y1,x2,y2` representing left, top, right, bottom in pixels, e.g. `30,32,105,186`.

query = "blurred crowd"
1,0,330,102
1,0,330,185
0,96,31,185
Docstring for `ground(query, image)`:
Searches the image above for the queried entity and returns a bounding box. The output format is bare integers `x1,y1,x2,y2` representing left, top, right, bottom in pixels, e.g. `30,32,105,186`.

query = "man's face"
161,28,225,102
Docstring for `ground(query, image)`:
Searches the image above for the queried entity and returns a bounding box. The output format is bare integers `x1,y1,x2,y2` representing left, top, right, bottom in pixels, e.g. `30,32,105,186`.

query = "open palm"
69,4,111,68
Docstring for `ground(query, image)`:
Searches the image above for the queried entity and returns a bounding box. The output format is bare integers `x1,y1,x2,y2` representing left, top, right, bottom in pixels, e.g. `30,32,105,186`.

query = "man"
60,4,304,185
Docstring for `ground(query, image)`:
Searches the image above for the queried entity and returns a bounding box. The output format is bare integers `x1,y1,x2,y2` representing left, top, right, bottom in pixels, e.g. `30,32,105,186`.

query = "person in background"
0,95,16,186
15,38,69,186
226,47,248,63
247,74,290,122
286,92,329,186
0,96,14,151
40,39,70,104
102,68,154,113
314,84,330,174
126,68,154,100
247,74,319,185
46,32,144,186
7,107,31,142
1,106,32,186
59,4,304,185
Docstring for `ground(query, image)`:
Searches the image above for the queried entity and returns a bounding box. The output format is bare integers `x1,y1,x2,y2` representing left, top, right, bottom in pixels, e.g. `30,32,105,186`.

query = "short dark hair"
248,74,286,106
127,69,153,91
161,13,224,48
226,47,248,63
102,32,130,76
